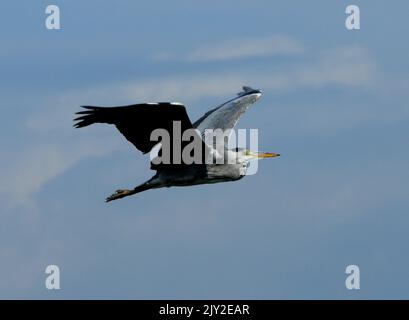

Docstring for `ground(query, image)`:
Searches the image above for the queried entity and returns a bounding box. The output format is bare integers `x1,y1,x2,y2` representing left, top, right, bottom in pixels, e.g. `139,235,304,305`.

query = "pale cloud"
123,45,378,102
296,46,378,87
0,142,115,209
27,45,376,106
155,35,304,62
0,93,120,209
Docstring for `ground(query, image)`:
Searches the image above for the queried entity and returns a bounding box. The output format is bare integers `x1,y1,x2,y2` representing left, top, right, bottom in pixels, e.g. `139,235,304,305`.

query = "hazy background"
0,0,408,299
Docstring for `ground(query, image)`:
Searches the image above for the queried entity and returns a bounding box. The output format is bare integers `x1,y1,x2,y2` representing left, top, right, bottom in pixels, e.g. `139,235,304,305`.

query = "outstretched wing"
74,102,195,154
193,87,262,156
193,86,262,134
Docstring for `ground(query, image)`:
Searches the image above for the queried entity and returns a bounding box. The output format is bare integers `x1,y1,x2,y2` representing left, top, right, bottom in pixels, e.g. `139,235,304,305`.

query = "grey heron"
74,86,280,202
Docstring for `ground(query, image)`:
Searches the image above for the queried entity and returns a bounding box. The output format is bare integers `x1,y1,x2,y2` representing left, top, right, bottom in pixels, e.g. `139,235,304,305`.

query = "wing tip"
238,86,262,96
73,106,101,128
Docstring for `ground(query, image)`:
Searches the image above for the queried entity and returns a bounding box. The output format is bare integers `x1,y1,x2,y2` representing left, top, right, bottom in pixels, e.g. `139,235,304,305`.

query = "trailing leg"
105,176,161,202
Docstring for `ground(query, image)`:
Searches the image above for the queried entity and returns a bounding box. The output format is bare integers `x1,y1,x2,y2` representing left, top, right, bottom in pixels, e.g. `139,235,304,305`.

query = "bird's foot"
105,189,132,202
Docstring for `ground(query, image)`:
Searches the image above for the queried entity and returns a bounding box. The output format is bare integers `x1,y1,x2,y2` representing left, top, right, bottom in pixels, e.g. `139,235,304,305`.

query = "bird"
74,86,280,202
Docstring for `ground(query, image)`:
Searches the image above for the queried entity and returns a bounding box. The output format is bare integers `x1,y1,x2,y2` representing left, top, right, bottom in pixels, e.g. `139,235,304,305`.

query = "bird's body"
74,86,280,202
156,163,244,187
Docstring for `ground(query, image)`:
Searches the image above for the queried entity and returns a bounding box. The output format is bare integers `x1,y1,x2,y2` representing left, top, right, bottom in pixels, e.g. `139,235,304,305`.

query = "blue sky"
1,0,409,299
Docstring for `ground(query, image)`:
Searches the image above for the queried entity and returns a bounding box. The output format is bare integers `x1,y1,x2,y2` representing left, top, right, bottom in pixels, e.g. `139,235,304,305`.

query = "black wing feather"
74,103,195,154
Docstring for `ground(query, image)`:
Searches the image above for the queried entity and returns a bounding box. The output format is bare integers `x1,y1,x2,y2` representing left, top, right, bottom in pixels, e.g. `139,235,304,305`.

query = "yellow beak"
257,152,280,158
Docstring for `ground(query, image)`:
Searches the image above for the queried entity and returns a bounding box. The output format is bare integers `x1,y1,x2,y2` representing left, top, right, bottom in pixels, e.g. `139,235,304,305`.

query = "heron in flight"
74,86,280,202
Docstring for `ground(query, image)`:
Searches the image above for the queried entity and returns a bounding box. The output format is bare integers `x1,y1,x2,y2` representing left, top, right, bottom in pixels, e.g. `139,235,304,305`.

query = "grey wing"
194,86,262,135
193,87,262,160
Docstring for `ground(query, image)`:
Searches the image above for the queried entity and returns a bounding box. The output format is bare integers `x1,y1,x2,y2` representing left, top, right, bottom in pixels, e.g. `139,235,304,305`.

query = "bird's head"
233,148,280,162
